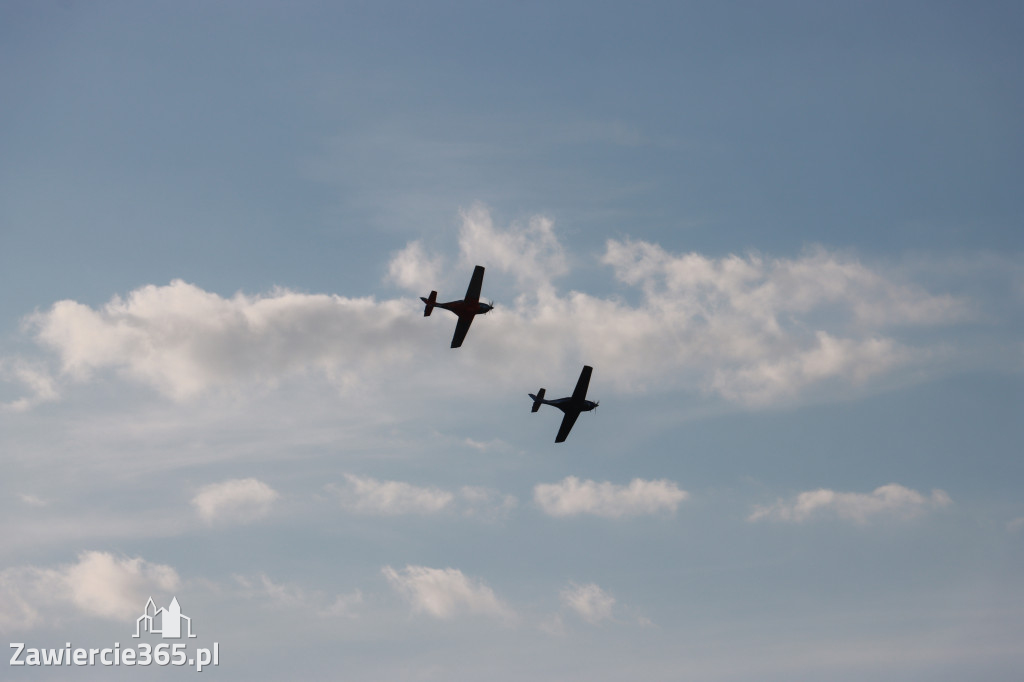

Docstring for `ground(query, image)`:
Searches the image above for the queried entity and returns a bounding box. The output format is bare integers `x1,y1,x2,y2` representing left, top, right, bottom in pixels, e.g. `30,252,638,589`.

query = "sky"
1,1,1022,680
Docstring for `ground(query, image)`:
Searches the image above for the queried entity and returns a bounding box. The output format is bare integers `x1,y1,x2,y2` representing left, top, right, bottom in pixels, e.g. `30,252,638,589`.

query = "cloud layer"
331,474,454,516
748,483,952,524
0,358,58,412
233,573,363,618
394,208,976,403
0,551,179,631
561,582,616,624
192,478,280,524
30,281,421,400
14,206,990,408
534,477,688,518
382,564,512,620
327,475,518,518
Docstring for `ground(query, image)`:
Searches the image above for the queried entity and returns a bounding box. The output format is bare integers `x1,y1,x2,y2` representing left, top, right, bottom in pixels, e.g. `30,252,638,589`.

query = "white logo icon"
133,597,197,639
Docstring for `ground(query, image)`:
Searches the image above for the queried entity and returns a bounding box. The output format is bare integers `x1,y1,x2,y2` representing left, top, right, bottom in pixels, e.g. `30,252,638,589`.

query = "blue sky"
2,2,1022,680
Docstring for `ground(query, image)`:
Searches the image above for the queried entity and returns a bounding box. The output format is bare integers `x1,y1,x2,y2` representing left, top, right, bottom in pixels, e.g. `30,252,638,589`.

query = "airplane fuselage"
537,397,598,414
434,300,493,318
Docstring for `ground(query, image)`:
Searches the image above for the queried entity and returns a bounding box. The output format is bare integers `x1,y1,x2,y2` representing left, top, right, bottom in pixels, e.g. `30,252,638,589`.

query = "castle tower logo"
133,597,197,639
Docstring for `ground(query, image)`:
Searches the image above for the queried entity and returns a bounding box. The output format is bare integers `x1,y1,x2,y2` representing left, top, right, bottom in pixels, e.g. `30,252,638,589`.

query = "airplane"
528,365,599,443
421,265,494,348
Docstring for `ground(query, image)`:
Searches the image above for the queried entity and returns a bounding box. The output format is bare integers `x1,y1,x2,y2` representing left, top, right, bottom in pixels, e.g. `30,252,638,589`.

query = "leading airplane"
529,365,599,443
421,265,493,348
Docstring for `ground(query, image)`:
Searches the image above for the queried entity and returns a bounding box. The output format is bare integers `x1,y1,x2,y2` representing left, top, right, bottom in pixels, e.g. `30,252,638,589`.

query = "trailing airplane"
529,365,599,443
421,265,494,348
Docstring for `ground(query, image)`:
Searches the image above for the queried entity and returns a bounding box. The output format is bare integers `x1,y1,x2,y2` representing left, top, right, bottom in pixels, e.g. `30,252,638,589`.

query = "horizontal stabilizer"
530,388,545,412
422,291,437,317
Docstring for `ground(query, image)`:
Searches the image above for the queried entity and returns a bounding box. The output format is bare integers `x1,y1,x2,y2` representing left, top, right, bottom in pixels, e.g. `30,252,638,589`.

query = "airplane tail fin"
421,291,437,317
530,388,546,412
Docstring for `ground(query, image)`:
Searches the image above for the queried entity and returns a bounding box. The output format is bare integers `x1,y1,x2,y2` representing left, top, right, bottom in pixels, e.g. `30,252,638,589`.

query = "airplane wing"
571,365,593,401
554,409,581,443
450,315,474,348
463,265,485,303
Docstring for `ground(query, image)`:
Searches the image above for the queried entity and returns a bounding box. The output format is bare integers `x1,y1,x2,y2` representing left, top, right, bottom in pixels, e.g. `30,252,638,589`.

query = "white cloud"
192,478,279,524
459,486,518,520
534,476,688,518
382,564,512,620
387,240,443,292
749,484,952,524
595,239,966,403
63,552,179,620
233,573,362,618
389,210,974,404
602,241,969,328
329,474,454,515
0,358,58,411
386,204,568,300
709,332,906,405
30,280,422,400
328,475,516,519
456,204,568,296
0,551,179,631
19,207,989,408
560,582,616,624
18,493,47,507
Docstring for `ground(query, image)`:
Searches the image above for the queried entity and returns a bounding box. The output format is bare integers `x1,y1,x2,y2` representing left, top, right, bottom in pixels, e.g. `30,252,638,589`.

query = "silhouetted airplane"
421,265,493,348
529,365,599,443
